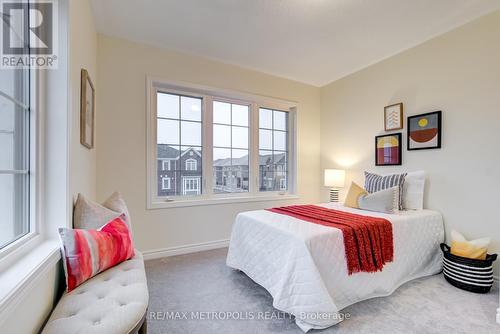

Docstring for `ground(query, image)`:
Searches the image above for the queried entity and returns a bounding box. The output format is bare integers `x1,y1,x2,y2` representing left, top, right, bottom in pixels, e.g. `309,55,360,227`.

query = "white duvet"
226,203,444,332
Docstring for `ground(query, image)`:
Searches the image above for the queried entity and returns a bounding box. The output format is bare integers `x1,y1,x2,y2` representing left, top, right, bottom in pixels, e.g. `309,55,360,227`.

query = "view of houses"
157,144,287,197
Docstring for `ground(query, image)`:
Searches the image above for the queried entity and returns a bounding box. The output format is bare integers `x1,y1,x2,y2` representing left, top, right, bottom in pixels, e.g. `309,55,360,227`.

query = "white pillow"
73,192,132,231
358,186,399,214
402,171,425,210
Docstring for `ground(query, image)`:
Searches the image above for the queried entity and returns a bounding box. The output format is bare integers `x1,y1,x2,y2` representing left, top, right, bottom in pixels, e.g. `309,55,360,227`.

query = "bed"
226,202,444,331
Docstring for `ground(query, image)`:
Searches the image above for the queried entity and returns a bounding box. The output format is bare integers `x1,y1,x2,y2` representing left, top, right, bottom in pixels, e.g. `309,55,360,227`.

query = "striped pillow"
59,217,135,292
364,172,407,210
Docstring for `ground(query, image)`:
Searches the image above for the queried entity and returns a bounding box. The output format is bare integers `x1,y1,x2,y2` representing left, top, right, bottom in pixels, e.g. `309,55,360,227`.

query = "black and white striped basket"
440,243,497,293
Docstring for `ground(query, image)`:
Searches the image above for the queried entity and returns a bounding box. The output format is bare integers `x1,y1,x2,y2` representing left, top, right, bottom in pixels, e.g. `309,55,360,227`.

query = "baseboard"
142,239,230,260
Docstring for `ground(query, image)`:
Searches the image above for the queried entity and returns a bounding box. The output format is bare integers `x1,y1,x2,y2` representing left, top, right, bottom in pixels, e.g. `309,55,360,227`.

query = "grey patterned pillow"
358,186,399,214
364,171,407,210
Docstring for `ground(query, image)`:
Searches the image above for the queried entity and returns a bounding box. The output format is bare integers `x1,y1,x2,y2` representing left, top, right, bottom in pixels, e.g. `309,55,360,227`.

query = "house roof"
157,144,201,159
213,152,286,167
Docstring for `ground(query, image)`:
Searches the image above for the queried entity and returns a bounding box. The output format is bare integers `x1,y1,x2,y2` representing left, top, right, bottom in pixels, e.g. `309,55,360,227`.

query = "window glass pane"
231,149,249,193
181,146,202,172
213,124,231,147
158,145,180,169
0,65,30,250
0,69,21,98
274,131,287,151
157,93,179,119
180,96,201,121
0,173,29,248
274,111,288,131
0,174,15,248
232,104,248,126
213,148,231,194
213,101,249,194
232,149,248,165
213,147,231,163
259,150,273,167
259,109,289,192
0,133,14,170
259,129,272,150
213,101,231,124
181,121,201,146
157,92,203,197
274,151,287,171
180,146,202,195
259,108,272,129
157,119,179,145
0,98,14,131
232,126,248,149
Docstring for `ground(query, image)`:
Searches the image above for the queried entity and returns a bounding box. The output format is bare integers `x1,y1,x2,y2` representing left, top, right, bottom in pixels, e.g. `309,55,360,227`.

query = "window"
162,177,171,190
213,101,249,194
162,160,170,171
183,177,200,195
148,80,296,207
185,158,197,171
156,92,202,197
259,108,288,192
0,66,31,250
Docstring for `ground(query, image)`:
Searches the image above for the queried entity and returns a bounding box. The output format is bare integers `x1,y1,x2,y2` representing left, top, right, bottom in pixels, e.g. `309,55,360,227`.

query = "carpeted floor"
145,248,499,334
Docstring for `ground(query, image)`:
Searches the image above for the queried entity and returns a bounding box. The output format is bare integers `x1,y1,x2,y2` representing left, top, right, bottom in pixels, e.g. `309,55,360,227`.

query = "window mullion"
250,103,259,195
203,96,214,198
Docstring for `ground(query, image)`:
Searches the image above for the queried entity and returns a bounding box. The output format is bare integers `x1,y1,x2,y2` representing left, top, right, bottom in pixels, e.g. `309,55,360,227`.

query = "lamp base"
329,188,339,202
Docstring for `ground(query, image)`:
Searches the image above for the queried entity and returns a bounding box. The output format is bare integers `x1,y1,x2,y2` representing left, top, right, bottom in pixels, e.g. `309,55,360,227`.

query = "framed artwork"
80,69,95,149
407,111,442,150
375,133,402,166
384,103,403,131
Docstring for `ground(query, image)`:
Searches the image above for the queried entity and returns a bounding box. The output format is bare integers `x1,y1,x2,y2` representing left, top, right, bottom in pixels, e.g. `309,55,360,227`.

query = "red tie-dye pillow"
58,217,135,292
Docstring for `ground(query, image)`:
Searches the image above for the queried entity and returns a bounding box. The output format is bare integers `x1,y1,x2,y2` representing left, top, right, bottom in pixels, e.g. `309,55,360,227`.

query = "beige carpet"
145,248,499,334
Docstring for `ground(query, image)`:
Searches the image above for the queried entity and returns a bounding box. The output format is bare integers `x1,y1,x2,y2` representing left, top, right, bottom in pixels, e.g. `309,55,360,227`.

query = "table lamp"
324,169,345,202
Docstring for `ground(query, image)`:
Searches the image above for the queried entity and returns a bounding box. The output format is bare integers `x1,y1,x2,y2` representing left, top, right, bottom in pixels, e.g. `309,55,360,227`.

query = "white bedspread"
226,203,444,331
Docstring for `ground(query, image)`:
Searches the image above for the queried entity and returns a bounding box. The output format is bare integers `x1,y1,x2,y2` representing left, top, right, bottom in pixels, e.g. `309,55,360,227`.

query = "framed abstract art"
375,133,402,166
407,111,442,150
384,103,403,131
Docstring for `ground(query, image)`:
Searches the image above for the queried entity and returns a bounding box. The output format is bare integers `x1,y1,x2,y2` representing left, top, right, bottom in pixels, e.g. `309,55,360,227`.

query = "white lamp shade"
324,169,345,188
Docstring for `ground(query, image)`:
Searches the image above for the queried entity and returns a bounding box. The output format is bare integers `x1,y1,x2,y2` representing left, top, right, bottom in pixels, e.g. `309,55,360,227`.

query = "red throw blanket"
267,205,393,274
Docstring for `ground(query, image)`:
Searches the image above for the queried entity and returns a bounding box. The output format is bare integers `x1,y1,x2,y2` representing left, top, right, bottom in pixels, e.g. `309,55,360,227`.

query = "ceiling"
90,0,500,86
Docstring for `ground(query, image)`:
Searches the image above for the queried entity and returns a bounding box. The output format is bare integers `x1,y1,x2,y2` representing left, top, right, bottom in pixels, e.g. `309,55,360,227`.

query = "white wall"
96,35,321,253
69,0,98,202
320,11,500,274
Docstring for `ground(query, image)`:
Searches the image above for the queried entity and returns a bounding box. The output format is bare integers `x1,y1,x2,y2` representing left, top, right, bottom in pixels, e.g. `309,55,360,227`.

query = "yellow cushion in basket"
450,230,490,260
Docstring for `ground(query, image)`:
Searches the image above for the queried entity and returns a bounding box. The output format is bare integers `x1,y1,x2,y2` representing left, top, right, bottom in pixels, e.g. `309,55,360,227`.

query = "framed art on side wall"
375,133,402,166
80,69,95,149
407,111,442,150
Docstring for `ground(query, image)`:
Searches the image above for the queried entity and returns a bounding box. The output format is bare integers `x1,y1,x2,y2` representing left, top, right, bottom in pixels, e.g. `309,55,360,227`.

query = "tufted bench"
42,250,149,334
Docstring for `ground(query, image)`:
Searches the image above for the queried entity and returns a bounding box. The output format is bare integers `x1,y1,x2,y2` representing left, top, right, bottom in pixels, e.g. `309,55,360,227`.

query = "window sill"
148,194,300,209
0,239,61,324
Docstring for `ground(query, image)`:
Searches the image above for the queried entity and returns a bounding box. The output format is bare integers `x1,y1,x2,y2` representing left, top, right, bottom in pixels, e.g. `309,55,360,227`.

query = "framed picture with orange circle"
407,111,442,150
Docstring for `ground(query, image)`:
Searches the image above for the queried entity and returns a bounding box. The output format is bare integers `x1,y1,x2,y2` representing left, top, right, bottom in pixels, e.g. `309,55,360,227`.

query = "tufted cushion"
42,250,148,334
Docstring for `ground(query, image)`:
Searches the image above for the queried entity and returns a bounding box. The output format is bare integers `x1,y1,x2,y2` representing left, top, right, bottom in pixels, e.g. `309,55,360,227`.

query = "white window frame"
182,177,200,195
161,176,171,190
146,77,298,209
185,158,197,171
162,160,170,171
